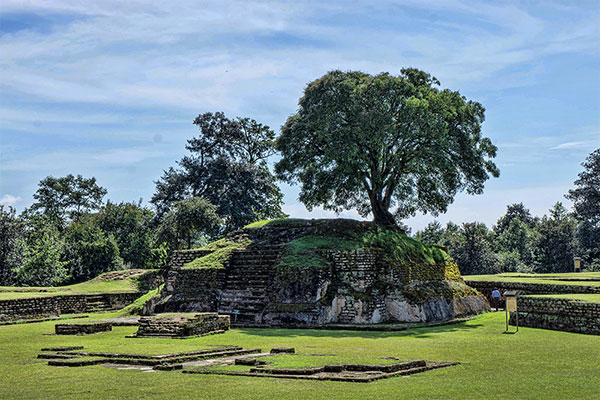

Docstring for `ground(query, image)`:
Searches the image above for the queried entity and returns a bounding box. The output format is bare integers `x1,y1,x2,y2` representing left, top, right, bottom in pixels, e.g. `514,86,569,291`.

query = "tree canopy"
31,174,107,228
152,112,285,232
567,148,600,224
275,69,499,227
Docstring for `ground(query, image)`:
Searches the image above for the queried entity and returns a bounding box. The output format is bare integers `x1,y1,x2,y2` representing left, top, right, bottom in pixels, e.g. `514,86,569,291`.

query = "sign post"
504,290,518,334
574,257,581,273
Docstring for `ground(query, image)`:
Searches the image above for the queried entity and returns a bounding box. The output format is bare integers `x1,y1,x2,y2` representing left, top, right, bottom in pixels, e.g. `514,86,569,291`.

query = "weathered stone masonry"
155,243,488,327
0,292,141,320
510,296,600,335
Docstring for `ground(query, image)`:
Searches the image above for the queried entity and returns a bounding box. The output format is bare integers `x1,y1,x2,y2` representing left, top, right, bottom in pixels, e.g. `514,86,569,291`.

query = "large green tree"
534,203,577,273
156,197,222,249
152,112,285,231
31,174,107,228
275,69,499,227
94,201,156,269
0,205,23,285
451,222,498,275
567,148,600,265
61,216,122,282
494,203,537,236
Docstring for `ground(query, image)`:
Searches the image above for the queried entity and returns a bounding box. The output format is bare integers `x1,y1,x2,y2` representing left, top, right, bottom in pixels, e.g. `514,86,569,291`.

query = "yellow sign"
574,259,581,270
506,297,517,312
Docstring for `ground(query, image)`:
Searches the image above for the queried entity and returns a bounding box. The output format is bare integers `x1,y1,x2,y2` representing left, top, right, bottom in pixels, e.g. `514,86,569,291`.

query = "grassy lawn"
1,312,599,399
526,294,600,303
464,272,600,286
0,273,143,300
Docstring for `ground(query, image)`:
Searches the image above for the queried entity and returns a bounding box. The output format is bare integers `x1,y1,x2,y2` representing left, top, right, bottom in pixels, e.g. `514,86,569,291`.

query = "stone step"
220,292,266,300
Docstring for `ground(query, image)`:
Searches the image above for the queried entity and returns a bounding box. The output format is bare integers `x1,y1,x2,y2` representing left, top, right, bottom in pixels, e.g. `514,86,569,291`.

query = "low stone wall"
55,322,113,335
466,280,600,303
135,313,230,337
0,292,141,320
169,250,214,269
509,296,600,335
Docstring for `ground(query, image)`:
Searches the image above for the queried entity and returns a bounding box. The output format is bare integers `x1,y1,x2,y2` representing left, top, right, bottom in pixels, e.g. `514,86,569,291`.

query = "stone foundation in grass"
134,313,230,338
55,322,112,335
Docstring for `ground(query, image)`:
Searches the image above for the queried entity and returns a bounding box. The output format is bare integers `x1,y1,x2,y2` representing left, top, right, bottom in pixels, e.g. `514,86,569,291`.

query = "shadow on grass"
235,320,485,340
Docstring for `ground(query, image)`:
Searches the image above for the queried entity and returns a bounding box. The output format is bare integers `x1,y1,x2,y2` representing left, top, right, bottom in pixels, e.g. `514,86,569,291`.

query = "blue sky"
1,0,598,231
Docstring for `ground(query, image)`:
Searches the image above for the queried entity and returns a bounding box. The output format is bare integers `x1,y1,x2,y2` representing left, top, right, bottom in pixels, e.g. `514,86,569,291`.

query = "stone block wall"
55,322,113,335
169,250,213,269
509,296,600,335
135,313,230,337
0,292,141,320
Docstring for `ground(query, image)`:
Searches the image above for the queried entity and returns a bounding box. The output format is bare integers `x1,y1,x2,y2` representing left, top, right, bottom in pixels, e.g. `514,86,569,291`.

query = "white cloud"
0,194,22,207
550,141,595,150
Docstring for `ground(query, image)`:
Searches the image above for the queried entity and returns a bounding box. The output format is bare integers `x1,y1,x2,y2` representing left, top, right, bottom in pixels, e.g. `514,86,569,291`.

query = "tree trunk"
370,197,397,228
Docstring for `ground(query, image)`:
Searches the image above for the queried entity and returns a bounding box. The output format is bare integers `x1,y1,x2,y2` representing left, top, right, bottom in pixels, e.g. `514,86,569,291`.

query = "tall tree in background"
13,228,69,286
567,148,600,266
94,201,155,269
276,69,499,228
61,216,122,282
152,112,285,232
535,202,577,273
156,197,222,249
494,203,537,236
31,174,107,229
0,205,23,285
449,222,498,275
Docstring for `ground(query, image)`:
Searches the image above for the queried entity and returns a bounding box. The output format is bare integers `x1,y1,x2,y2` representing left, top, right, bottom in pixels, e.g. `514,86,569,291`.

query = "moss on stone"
183,237,251,269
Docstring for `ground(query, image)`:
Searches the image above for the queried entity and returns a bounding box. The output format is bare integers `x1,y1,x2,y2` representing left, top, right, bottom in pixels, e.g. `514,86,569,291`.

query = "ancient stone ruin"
133,313,230,338
55,322,112,335
148,219,489,327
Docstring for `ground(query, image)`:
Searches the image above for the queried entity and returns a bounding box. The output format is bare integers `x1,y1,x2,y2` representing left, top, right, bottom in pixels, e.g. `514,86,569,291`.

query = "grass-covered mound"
185,218,459,279
0,269,157,301
183,237,252,269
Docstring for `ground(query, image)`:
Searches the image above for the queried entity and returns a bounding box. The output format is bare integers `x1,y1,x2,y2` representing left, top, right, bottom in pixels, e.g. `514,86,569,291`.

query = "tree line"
1,69,598,285
414,150,599,274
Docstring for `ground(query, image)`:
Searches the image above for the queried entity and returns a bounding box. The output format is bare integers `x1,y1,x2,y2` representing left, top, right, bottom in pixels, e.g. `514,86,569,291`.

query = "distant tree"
94,201,155,268
14,229,69,286
152,112,285,231
62,217,122,281
496,250,533,273
534,202,577,273
451,222,498,275
567,148,600,265
275,69,499,228
156,197,222,249
31,174,107,228
567,148,600,224
0,205,23,284
494,203,537,236
414,221,444,246
495,217,537,267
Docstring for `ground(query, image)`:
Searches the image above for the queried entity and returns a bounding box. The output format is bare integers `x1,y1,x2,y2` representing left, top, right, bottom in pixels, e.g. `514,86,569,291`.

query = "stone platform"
133,313,230,338
55,322,112,335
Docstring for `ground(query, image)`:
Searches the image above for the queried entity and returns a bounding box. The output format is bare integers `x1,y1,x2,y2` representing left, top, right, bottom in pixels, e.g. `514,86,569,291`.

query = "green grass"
464,273,600,287
243,219,306,229
526,293,600,303
113,286,163,317
1,312,599,399
279,235,362,269
0,273,142,300
183,237,252,269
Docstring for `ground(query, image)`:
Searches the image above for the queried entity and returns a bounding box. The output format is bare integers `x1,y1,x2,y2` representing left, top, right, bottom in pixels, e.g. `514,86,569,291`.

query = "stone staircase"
217,246,282,326
85,295,114,312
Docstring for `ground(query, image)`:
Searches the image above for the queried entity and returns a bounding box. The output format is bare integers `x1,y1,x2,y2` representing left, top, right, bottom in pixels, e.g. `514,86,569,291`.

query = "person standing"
491,289,502,311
